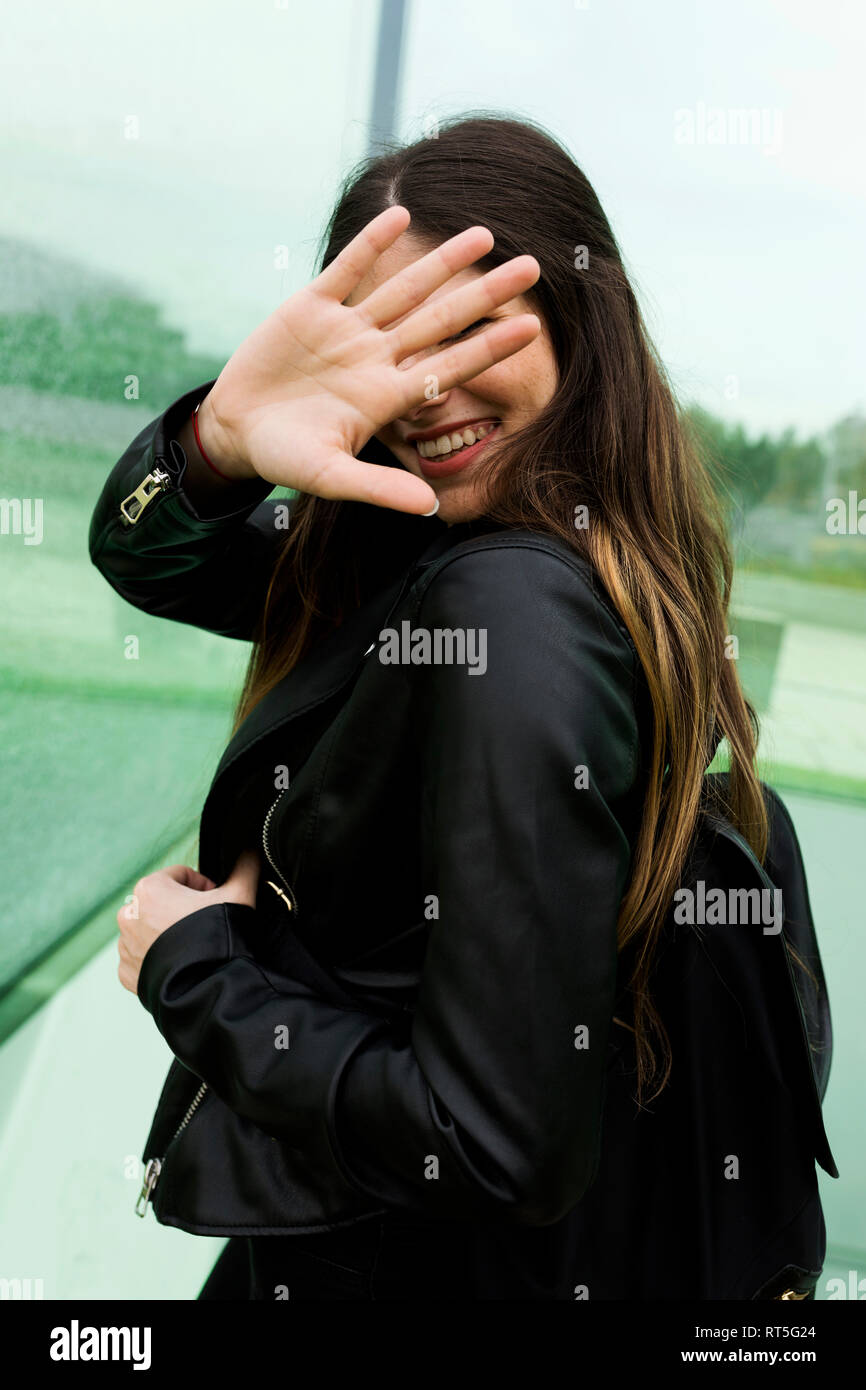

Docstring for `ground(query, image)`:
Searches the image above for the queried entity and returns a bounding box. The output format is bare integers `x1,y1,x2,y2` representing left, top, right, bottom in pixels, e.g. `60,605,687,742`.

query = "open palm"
198,207,541,514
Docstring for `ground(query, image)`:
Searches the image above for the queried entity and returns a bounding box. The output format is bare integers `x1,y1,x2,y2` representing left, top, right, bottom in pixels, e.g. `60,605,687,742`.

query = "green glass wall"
1,0,862,1301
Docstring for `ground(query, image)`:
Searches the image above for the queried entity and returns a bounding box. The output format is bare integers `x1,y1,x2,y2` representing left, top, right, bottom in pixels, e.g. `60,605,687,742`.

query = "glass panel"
0,0,382,990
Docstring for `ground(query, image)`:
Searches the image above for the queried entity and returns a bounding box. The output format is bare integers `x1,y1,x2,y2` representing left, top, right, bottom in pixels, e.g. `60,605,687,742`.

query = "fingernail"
422,498,439,516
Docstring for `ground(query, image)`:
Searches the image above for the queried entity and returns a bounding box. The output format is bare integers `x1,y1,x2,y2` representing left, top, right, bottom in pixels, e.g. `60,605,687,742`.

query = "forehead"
344,232,485,323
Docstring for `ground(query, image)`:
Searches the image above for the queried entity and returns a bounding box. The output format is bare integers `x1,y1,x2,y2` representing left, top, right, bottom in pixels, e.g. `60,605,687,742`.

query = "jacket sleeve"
88,380,286,641
137,545,642,1225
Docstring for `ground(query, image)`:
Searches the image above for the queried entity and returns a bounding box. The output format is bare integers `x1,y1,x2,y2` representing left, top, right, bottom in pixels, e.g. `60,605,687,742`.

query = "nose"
396,348,454,421
407,383,452,421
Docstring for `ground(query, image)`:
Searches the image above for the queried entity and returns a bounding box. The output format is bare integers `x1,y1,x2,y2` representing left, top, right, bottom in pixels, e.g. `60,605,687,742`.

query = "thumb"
310,446,439,515
224,847,261,886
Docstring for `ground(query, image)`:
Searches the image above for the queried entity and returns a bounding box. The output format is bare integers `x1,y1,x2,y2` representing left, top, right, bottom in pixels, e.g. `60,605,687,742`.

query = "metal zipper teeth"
135,1080,209,1217
119,463,173,526
136,794,299,1217
262,787,299,915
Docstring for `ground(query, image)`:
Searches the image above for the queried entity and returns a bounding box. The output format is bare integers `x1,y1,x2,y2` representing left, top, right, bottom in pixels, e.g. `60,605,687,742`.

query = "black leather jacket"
89,383,837,1300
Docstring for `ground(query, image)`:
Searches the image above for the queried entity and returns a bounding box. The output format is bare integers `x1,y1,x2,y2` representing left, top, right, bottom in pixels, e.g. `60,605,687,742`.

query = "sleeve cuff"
154,382,277,524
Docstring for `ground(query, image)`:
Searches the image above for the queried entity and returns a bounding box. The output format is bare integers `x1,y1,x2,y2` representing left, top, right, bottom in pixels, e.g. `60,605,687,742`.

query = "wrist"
194,394,258,482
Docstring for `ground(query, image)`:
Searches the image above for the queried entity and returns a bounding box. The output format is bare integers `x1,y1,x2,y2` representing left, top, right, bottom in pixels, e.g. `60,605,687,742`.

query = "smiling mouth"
410,420,502,479
412,420,500,460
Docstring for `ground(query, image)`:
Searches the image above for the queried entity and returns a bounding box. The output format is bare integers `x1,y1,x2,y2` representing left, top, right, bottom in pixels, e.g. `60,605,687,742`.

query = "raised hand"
195,207,541,514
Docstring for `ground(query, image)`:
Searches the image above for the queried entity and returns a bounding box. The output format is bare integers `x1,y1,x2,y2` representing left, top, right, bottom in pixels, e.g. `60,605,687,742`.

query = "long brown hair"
232,113,768,1104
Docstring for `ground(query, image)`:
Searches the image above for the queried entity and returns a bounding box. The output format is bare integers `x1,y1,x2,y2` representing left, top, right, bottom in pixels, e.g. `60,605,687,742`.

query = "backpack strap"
699,773,838,1178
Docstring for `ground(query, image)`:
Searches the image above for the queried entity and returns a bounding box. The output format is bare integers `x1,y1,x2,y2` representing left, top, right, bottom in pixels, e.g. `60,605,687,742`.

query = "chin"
407,466,490,525
431,490,487,525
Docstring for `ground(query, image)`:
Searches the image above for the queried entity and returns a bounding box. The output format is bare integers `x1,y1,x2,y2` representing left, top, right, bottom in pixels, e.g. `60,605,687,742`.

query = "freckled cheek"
463,363,518,412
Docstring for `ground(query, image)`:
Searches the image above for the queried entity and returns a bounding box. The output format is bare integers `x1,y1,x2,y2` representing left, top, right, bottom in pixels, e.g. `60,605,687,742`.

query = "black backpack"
695,771,835,1173
599,771,839,1299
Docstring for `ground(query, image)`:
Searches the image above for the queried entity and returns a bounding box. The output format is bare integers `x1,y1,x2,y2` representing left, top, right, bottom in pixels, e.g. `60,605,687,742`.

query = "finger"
160,864,215,891
186,870,217,891
397,313,542,404
314,206,411,304
216,848,261,894
225,848,261,881
304,449,439,514
389,256,540,362
355,225,494,331
118,961,137,994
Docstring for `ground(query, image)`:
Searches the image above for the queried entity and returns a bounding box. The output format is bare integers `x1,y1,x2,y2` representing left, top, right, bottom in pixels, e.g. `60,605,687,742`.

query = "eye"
443,318,490,345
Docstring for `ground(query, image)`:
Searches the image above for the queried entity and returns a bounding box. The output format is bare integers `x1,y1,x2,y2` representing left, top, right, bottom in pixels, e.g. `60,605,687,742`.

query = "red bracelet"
192,401,231,480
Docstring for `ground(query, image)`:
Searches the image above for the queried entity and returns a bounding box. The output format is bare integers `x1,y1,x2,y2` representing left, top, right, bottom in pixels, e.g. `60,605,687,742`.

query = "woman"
90,114,835,1300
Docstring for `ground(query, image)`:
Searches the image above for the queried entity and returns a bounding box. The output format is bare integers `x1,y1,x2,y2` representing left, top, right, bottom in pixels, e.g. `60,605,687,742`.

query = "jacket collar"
207,516,497,787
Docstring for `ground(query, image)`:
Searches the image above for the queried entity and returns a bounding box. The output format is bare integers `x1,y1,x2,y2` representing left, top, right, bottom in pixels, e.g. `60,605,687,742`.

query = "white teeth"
415,422,498,458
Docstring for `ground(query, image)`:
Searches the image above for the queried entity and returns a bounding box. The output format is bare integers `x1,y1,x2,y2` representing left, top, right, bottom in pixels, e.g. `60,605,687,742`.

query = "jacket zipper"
119,464,173,526
262,787,299,915
135,794,299,1218
135,1079,209,1217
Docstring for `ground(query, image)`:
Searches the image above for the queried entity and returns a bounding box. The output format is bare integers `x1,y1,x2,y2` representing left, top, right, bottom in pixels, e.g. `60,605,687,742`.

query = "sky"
1,0,863,440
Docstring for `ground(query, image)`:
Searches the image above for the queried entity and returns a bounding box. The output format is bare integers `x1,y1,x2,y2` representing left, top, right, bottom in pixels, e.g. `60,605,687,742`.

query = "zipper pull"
135,1156,162,1217
119,465,172,526
266,880,294,913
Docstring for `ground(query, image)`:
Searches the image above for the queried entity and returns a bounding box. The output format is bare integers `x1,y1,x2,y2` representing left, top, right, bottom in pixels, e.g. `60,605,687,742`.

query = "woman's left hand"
116,848,261,995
